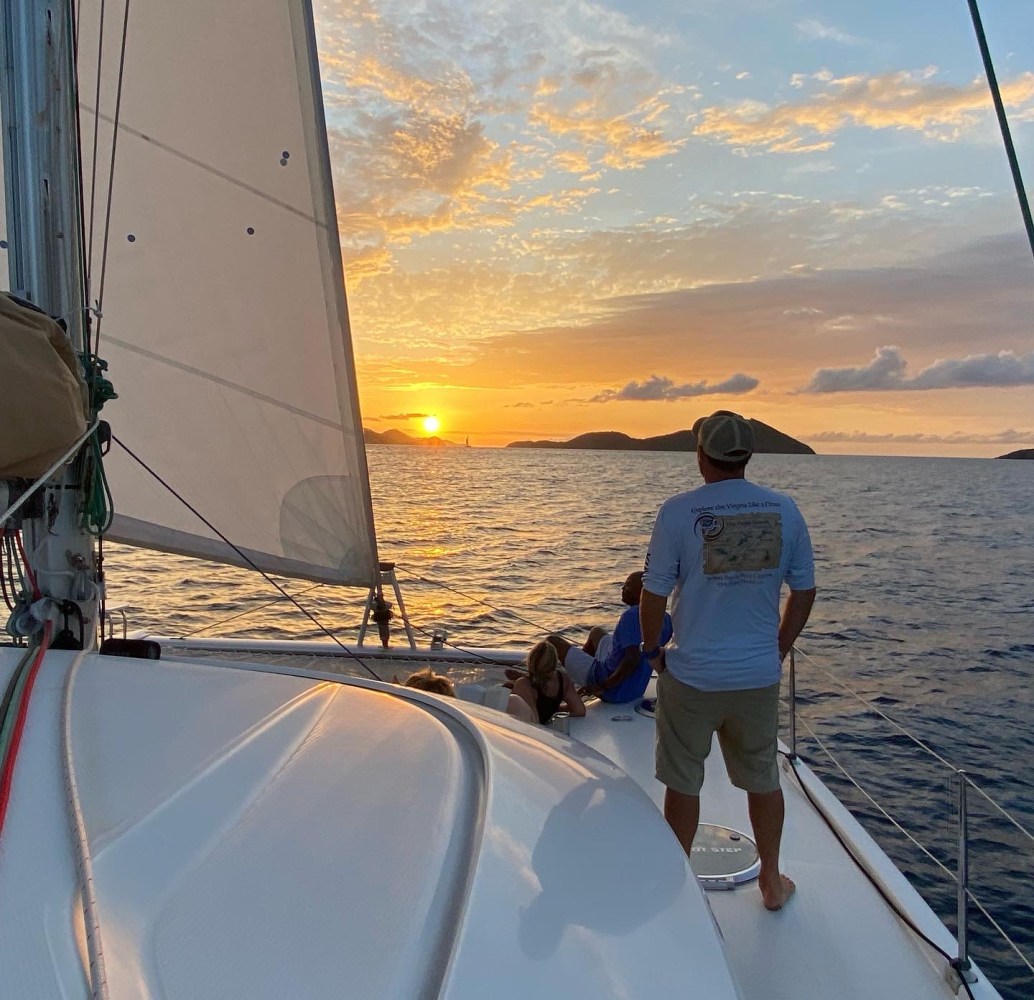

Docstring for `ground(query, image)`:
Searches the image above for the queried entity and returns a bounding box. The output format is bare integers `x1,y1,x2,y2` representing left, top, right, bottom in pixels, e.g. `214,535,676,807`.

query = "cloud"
800,346,1034,392
796,19,864,46
810,429,1034,444
529,94,685,170
589,373,759,402
381,411,434,420
694,69,1034,154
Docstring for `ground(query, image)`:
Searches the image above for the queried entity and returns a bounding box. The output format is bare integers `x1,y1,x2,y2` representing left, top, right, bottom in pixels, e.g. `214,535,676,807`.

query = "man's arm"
778,587,816,662
597,644,640,692
639,588,669,672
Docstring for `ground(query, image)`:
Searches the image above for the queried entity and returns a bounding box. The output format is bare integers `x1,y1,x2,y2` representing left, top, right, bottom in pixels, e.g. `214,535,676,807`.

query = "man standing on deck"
639,410,816,911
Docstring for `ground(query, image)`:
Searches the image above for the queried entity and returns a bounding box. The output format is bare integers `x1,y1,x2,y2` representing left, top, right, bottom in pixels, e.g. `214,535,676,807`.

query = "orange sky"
316,0,1034,457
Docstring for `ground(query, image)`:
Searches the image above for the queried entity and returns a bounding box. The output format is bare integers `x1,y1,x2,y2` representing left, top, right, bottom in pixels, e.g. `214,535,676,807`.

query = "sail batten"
76,0,378,588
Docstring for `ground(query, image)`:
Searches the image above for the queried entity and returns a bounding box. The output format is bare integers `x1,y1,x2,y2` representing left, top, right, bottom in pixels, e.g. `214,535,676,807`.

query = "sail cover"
74,0,379,586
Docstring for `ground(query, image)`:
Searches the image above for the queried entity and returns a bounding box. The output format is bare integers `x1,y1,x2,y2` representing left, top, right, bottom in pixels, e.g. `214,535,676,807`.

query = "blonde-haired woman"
513,641,587,725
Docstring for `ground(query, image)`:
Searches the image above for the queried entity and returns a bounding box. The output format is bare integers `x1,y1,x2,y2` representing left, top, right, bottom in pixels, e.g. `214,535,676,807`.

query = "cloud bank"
695,69,1034,154
801,346,1034,392
810,429,1034,445
589,372,759,402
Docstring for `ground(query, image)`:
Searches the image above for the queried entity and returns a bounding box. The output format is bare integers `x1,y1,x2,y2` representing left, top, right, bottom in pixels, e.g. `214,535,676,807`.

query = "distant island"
507,419,814,455
364,428,453,447
997,449,1034,460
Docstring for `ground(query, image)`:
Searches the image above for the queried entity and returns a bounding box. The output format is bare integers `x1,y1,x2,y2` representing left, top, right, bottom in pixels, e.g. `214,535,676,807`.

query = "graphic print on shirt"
700,513,782,575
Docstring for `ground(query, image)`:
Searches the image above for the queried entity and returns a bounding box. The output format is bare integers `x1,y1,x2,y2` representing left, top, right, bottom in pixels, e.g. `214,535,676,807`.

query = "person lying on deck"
403,668,455,696
512,641,586,725
403,667,535,724
509,572,673,704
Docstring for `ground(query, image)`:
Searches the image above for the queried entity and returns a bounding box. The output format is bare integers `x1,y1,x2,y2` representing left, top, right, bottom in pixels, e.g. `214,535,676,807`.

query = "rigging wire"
83,0,107,309
400,572,557,637
0,421,101,531
0,535,18,612
14,531,40,601
966,0,1034,263
91,0,131,356
180,582,327,637
110,435,382,680
794,645,1034,847
68,0,94,343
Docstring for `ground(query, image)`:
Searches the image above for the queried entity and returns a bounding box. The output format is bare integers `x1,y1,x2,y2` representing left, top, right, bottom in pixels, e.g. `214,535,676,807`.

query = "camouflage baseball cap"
692,410,754,461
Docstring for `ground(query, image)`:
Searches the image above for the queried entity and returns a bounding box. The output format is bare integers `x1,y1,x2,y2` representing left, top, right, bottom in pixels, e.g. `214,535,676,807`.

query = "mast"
1,0,101,648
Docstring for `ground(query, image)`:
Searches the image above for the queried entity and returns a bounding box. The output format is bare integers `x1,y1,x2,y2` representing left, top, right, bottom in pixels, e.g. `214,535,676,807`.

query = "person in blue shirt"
640,410,816,912
546,571,673,704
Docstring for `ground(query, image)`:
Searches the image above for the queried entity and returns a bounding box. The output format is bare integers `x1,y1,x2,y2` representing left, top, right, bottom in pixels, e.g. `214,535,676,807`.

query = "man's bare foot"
760,874,796,911
504,667,525,682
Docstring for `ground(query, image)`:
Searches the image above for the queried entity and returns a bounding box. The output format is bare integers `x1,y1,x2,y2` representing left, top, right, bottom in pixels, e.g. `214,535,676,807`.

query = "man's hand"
778,587,816,662
646,648,666,674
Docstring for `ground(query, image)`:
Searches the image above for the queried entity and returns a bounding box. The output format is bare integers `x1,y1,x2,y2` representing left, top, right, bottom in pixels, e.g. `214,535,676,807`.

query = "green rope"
79,352,117,535
83,432,114,535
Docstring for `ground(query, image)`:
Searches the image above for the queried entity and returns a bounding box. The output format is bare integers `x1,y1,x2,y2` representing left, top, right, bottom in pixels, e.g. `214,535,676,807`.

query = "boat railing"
787,645,1034,994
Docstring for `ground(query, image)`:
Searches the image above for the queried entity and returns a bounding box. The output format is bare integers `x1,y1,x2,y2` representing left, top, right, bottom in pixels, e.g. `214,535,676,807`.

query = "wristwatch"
639,642,661,659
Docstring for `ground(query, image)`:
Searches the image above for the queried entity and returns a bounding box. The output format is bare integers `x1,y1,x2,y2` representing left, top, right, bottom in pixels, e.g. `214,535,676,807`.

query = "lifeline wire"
781,746,978,1000
794,645,1034,846
402,572,557,636
791,665,1034,980
181,582,326,637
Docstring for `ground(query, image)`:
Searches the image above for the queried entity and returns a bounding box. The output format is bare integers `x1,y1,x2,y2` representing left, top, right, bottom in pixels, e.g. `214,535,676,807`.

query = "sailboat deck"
155,642,1000,998
573,680,994,1000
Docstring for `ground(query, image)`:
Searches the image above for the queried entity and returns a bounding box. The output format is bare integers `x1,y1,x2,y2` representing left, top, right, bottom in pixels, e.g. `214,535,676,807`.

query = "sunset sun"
422,415,441,434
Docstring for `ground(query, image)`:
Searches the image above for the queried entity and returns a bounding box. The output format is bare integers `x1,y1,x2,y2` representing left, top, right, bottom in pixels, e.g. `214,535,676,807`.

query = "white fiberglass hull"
148,638,1005,1000
0,646,739,1000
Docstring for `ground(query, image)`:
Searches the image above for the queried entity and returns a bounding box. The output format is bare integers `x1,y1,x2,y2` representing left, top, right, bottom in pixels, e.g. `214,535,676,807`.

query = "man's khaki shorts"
655,671,781,795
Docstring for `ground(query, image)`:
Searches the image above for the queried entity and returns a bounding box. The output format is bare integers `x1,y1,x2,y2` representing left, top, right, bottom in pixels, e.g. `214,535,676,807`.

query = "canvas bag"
0,292,88,479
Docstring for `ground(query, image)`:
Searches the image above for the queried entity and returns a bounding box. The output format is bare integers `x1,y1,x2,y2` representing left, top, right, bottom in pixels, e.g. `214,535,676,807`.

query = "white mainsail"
75,0,378,586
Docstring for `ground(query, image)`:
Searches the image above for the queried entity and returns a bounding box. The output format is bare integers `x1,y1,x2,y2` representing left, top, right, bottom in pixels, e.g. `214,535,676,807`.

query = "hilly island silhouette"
365,418,815,454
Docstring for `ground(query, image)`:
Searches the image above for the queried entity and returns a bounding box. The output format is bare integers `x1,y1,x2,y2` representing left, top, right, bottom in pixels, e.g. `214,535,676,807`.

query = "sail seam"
104,335,343,429
79,106,329,230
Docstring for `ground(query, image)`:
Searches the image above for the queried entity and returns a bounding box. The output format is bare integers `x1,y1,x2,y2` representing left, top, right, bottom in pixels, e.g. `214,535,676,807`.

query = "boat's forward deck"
573,680,997,999
98,639,1003,999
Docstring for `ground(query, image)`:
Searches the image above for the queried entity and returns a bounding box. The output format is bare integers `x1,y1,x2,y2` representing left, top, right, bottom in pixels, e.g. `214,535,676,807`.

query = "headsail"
75,0,378,586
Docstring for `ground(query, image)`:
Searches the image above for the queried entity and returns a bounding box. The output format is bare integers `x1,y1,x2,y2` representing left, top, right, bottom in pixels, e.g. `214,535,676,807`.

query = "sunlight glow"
422,415,441,434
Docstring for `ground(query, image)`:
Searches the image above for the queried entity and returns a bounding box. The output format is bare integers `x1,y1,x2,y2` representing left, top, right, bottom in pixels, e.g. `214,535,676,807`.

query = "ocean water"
106,448,1034,998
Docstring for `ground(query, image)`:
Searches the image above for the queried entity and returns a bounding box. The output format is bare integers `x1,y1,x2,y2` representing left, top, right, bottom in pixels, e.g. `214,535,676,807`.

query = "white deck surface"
0,647,741,1000
573,679,998,1000
135,640,1005,999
